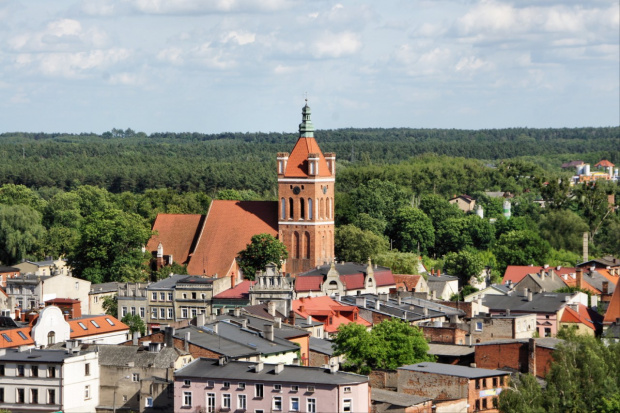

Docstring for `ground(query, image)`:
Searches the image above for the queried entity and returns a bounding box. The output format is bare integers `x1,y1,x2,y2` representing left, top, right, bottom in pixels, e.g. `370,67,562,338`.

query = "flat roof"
399,362,509,378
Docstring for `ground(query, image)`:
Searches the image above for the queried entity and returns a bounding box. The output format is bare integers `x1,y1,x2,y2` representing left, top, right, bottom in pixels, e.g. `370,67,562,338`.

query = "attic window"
78,322,87,330
105,318,115,326
1,334,11,342
17,332,27,340
91,320,100,328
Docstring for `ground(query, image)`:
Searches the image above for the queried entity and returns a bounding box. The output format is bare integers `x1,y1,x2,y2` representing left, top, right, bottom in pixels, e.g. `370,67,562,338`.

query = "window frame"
272,396,282,411
255,383,264,398
183,391,192,407
222,393,231,410
290,396,300,411
238,394,247,410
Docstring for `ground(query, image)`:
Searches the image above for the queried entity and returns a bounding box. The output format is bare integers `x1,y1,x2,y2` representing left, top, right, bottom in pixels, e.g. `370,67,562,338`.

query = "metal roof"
399,362,509,378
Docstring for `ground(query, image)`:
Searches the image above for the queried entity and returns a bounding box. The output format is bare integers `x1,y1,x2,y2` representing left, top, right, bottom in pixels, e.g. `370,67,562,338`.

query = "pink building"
174,358,369,413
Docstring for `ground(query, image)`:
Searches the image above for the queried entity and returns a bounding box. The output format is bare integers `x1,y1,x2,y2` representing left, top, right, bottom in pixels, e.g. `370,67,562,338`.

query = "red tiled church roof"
147,214,204,265
213,280,256,299
284,137,331,178
187,200,278,277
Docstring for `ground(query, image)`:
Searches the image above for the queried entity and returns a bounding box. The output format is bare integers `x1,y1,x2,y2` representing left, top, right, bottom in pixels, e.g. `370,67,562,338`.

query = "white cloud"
128,0,294,14
312,31,361,58
221,31,256,45
8,18,108,52
14,49,132,78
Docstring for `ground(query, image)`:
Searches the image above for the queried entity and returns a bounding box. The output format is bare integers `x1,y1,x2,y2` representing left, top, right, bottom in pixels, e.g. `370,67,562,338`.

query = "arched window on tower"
281,198,286,220
289,198,294,220
320,198,325,219
308,198,313,219
327,198,332,219
293,232,300,259
304,232,311,259
48,331,55,346
300,198,305,220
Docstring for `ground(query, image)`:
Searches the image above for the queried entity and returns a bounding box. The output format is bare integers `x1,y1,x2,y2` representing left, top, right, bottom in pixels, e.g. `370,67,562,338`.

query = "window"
307,398,316,413
94,296,98,303
31,388,38,404
182,308,188,319
160,292,166,301
238,394,247,410
291,385,299,392
493,377,498,387
121,306,128,317
223,381,230,389
343,399,352,412
307,386,315,393
0,388,3,402
17,365,24,376
168,308,173,319
1,334,11,343
183,391,192,407
75,282,79,290
17,331,27,340
255,383,264,398
140,307,145,318
476,379,481,389
182,293,187,299
78,322,87,330
131,307,136,316
206,380,214,388
207,393,216,412
48,389,55,405
123,395,128,402
145,397,153,407
31,366,38,377
133,373,140,382
300,198,305,219
48,366,56,378
85,364,90,376
151,308,158,319
222,393,231,409
192,292,197,300
84,385,91,400
343,386,351,393
291,397,300,411
273,396,282,411
191,308,197,318
168,292,173,301
0,365,3,376
160,308,165,319
152,292,157,300
281,198,286,219
91,320,100,328
475,322,483,331
184,379,191,386
48,331,55,345
482,398,488,409
274,384,282,392
17,388,25,404
308,198,313,219
238,382,246,390
545,328,552,337
105,318,115,326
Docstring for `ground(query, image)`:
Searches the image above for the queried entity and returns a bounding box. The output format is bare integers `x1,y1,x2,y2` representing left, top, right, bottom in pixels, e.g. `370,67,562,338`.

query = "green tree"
349,179,411,223
493,230,550,273
68,208,152,284
0,183,46,211
389,207,435,255
333,319,433,374
102,295,118,318
443,250,485,286
122,313,146,336
353,213,387,237
153,261,188,280
335,225,388,263
539,210,589,253
374,251,421,275
237,233,288,280
418,193,462,226
0,204,45,264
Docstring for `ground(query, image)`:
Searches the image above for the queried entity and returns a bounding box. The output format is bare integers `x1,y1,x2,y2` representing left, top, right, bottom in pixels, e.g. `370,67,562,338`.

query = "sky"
0,0,618,134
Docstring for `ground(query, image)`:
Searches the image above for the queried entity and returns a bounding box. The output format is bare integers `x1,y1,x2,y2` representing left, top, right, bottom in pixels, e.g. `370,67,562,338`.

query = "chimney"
184,332,190,352
218,356,227,366
397,296,402,306
164,327,175,348
267,301,277,317
255,362,264,373
576,268,583,289
306,315,312,324
528,338,537,376
231,271,237,289
213,323,219,334
602,281,609,295
355,297,366,308
234,307,241,317
423,307,428,317
375,301,381,310
274,363,284,374
329,363,339,374
241,319,248,329
196,313,206,327
431,290,436,300
528,292,533,302
506,309,510,316
265,324,274,341
132,331,139,346
583,232,588,262
523,287,529,298
275,317,282,328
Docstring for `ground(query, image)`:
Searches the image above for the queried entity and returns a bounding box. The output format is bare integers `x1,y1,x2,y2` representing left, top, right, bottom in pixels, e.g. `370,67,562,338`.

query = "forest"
0,127,618,286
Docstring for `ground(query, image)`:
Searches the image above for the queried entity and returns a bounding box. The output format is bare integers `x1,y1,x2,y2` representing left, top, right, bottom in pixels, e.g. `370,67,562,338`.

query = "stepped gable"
147,214,204,265
187,200,278,277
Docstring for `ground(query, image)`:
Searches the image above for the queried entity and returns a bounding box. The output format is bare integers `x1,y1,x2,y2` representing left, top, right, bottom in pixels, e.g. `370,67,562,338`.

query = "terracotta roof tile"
595,160,614,167
69,315,128,338
213,280,256,299
291,296,370,333
294,275,323,292
561,304,601,331
393,274,422,291
502,266,575,285
604,284,620,324
147,214,204,265
284,137,331,178
0,328,33,348
187,201,278,277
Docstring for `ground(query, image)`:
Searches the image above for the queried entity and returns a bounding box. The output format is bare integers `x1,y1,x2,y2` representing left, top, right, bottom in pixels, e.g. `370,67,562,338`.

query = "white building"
0,347,99,413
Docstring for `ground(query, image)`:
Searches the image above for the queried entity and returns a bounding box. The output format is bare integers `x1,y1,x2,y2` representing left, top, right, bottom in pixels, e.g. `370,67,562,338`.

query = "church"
146,102,335,279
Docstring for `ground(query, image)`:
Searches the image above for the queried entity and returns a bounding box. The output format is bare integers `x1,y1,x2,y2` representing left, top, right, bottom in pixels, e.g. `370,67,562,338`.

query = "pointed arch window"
289,198,294,220
308,198,313,219
281,198,286,220
293,232,300,259
300,198,305,220
304,232,311,259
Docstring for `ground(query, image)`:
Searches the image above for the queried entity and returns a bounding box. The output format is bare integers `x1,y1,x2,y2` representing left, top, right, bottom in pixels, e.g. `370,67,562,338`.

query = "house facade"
174,358,369,413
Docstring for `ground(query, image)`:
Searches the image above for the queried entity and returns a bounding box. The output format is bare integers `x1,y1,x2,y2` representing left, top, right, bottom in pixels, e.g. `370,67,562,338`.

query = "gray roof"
516,272,567,292
215,315,309,340
427,274,459,282
97,344,187,368
399,362,509,378
603,323,620,339
483,292,574,313
175,358,368,385
339,294,464,322
475,337,563,350
0,348,93,363
147,274,190,290
0,266,20,272
309,337,335,356
200,320,299,355
371,388,431,407
174,326,261,358
427,344,475,357
90,282,120,294
583,270,616,294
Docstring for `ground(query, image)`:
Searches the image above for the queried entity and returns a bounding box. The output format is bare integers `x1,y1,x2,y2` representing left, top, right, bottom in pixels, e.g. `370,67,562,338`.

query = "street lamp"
112,375,130,413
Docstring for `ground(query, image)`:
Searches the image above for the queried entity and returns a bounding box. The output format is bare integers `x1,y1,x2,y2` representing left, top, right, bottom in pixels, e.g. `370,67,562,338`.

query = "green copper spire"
299,99,315,138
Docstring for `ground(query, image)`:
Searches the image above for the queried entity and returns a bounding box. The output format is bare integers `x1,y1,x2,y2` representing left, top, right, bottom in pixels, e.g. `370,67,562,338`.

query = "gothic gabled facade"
278,102,335,275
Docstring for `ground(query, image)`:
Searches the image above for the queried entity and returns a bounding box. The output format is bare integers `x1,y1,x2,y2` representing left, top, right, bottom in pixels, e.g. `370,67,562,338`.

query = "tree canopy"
237,233,288,280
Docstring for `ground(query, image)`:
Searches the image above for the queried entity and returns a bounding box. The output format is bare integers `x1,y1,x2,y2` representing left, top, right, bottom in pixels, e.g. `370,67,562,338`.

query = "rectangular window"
31,388,38,404
307,398,316,413
160,308,166,319
168,292,173,301
0,365,4,376
91,320,100,328
17,365,24,376
84,385,91,400
78,322,87,330
133,373,140,382
0,388,3,402
168,308,173,319
2,334,12,342
207,393,216,412
48,389,55,405
274,384,282,392
273,396,282,411
291,385,299,392
343,399,352,412
31,366,38,377
94,296,98,303
160,292,166,301
17,331,27,340
48,366,56,378
238,394,247,410
131,307,136,316
105,318,115,326
238,382,246,390
206,381,214,388
343,386,351,393
121,307,128,317
151,308,158,319
223,381,230,388
183,391,192,407
192,292,197,299
307,386,315,393
140,307,145,318
255,383,264,398
476,322,483,331
191,308,197,318
182,308,188,319
17,388,25,404
493,377,498,387
291,397,300,411
184,379,191,386
85,363,90,376
152,292,157,300
222,393,231,409
145,397,153,407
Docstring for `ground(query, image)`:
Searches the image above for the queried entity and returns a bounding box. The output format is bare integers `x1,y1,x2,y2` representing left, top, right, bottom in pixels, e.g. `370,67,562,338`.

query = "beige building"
448,195,476,212
89,282,119,315
14,258,69,276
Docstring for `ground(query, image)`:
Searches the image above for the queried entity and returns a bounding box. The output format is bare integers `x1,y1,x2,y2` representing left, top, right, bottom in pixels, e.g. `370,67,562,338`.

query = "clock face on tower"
293,186,301,195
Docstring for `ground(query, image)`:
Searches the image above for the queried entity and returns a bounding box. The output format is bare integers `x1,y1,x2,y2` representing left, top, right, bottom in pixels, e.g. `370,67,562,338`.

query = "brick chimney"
602,281,609,295
528,338,537,376
576,267,583,289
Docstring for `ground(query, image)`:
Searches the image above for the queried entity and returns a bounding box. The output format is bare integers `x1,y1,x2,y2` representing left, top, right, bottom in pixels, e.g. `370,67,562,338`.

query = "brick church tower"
278,102,335,275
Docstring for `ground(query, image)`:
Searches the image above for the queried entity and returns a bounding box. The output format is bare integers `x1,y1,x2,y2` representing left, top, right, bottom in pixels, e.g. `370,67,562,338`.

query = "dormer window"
309,162,315,175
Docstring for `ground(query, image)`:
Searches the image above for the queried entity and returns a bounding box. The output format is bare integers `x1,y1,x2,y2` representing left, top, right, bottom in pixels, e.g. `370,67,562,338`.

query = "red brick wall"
308,350,329,367
125,332,222,359
422,326,467,345
475,342,555,378
536,346,555,378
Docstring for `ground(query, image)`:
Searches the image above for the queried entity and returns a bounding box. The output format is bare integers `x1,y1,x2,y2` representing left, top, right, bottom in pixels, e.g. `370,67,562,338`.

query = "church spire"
299,99,315,138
